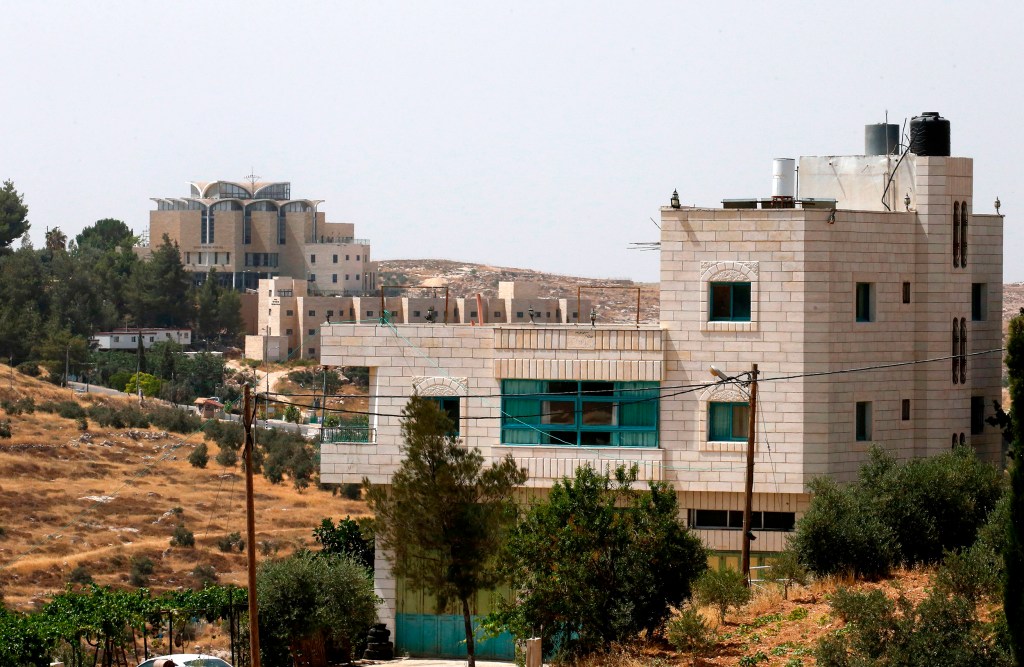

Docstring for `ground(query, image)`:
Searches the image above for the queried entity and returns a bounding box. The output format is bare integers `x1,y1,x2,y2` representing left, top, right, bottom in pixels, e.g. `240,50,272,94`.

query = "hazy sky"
2,1,1020,282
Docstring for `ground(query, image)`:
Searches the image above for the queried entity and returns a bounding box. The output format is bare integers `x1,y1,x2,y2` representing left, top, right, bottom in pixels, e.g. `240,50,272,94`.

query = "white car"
136,655,232,667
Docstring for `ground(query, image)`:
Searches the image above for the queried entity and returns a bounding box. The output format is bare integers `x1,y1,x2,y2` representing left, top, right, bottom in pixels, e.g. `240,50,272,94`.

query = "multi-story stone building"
317,116,1004,658
243,277,593,362
141,179,377,294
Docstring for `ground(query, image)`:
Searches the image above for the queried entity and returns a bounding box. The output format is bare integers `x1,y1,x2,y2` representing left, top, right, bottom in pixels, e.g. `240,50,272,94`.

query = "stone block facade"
318,149,1004,643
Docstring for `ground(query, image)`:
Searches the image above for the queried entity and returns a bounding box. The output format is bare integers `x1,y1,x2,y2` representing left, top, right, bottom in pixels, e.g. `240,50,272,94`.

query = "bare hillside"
0,373,365,611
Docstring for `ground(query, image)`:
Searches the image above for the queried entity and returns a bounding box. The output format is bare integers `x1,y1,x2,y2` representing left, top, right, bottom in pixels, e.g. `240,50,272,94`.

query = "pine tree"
0,180,29,250
365,396,527,667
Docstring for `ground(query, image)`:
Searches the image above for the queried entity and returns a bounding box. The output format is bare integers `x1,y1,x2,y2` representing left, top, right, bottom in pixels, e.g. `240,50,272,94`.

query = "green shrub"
787,607,809,621
490,465,708,660
693,568,751,624
859,446,1004,566
108,370,133,392
816,587,1013,667
217,532,245,553
256,552,377,667
0,420,10,439
170,524,195,548
149,406,202,434
791,475,897,579
190,564,219,588
215,446,238,467
15,361,39,377
739,651,769,666
283,404,301,424
793,446,1004,580
75,416,88,431
188,442,209,468
340,483,362,500
125,372,161,398
129,556,155,587
40,400,87,420
771,549,809,599
667,606,717,662
68,565,93,585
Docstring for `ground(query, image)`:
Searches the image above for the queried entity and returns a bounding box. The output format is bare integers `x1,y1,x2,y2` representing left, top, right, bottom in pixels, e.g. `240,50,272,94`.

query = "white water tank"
772,158,796,197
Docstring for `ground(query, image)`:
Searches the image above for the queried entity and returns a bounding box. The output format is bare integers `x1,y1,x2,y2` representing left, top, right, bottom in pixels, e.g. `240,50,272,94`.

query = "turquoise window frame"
708,401,749,442
500,380,659,448
709,282,751,322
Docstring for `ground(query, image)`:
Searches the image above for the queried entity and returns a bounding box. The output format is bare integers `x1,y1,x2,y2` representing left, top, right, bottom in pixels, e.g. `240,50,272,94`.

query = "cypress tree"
1004,313,1024,665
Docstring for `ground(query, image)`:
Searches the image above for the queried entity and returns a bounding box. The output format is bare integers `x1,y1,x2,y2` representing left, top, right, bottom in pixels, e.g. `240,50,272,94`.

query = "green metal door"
395,613,514,660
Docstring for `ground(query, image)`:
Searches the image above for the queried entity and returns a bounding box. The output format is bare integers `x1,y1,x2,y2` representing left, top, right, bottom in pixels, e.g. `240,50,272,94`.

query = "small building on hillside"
90,328,192,351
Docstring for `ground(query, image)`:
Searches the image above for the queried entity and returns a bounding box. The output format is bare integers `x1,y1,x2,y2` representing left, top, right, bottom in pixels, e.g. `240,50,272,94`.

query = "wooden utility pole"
243,385,262,667
741,363,759,587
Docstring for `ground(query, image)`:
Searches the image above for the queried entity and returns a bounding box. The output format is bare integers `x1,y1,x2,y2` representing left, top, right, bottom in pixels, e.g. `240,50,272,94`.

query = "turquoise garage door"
395,613,514,660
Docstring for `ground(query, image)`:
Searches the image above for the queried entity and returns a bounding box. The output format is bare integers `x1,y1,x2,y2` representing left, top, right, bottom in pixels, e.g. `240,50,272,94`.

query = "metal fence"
321,426,376,444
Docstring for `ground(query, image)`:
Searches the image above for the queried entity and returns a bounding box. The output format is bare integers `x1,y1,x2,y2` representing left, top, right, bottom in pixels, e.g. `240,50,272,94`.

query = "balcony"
321,425,376,444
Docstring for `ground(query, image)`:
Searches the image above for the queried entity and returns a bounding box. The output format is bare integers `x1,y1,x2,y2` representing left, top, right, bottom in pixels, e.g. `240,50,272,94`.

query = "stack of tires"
362,623,394,660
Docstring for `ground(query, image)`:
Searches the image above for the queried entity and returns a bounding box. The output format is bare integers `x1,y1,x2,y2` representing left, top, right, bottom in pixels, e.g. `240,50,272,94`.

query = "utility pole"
64,343,70,388
242,385,262,667
741,363,759,587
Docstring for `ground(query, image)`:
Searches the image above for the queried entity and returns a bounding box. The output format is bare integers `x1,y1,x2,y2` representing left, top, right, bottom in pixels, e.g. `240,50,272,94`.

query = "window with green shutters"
500,380,659,447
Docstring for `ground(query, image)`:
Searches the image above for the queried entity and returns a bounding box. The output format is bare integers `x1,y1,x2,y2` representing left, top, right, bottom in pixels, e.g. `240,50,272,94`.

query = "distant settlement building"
140,179,377,294
90,328,192,351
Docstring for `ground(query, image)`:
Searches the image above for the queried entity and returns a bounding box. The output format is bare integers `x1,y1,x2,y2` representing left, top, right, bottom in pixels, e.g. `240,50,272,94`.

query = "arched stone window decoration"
700,261,759,332
411,376,469,397
697,381,753,453
960,201,968,267
952,201,960,268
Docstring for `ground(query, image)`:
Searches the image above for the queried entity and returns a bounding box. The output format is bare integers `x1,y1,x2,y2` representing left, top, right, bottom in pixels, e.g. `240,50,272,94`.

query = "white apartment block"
90,328,192,351
318,114,1003,653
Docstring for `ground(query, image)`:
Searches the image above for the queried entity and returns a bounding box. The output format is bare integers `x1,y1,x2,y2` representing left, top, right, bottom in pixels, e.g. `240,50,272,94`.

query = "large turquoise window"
500,380,659,447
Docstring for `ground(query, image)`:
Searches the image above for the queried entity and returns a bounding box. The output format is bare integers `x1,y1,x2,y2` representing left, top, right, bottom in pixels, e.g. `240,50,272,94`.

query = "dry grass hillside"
0,371,365,612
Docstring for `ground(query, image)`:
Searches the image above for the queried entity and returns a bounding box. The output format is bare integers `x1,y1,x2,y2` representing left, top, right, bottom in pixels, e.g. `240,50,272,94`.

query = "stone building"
139,179,377,294
317,116,1003,658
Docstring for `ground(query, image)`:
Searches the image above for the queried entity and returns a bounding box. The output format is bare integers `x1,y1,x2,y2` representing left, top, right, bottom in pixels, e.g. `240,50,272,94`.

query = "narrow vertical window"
971,396,985,435
856,283,874,322
952,201,960,268
952,318,960,384
856,402,872,441
901,399,911,421
960,318,967,384
902,282,911,304
960,201,968,267
972,284,987,321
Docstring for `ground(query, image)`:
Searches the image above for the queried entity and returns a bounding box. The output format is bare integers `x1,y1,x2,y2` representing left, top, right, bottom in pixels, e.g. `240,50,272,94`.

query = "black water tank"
909,112,950,156
865,123,900,155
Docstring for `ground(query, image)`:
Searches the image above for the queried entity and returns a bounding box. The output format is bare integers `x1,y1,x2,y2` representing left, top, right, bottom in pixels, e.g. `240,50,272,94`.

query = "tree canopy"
366,395,527,667
0,180,29,250
490,464,708,661
75,218,135,252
